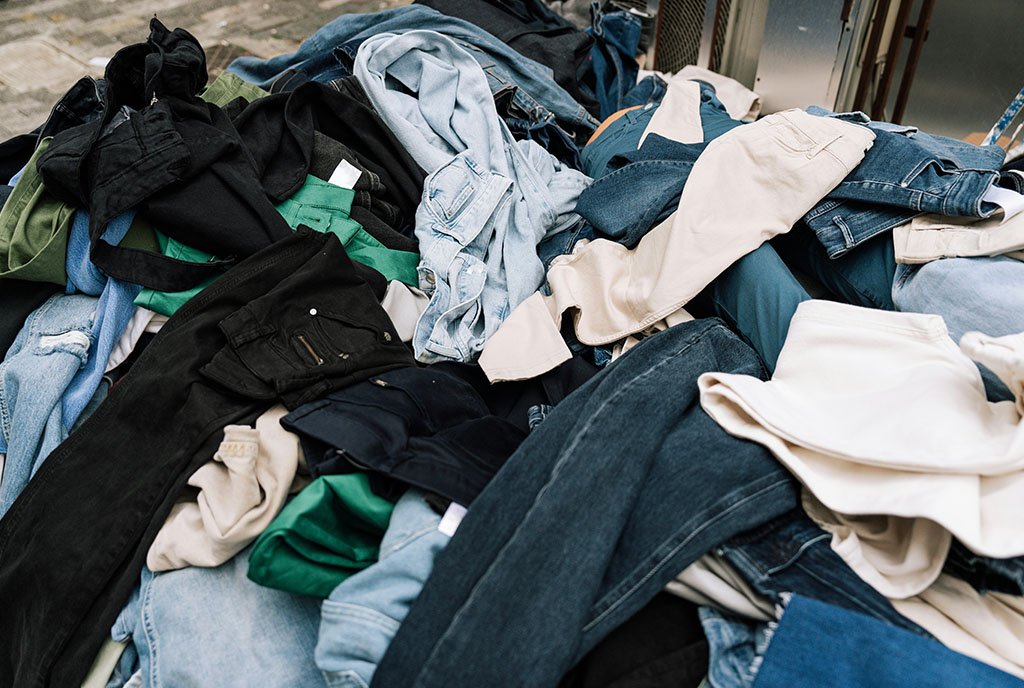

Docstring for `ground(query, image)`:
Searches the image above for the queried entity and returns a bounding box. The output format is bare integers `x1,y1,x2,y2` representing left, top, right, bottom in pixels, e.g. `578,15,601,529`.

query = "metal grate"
709,0,732,71
653,0,708,72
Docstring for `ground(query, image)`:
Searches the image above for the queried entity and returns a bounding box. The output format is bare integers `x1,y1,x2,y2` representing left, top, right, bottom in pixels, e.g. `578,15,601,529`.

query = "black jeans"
560,593,708,688
0,228,413,687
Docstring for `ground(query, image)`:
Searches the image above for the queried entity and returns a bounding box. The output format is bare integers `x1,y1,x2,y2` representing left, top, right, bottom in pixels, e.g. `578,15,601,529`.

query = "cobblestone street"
0,0,405,138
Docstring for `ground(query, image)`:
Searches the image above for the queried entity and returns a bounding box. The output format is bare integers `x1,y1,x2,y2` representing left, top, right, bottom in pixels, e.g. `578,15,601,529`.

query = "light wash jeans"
63,209,142,427
316,490,450,687
893,256,1024,401
699,606,772,688
0,293,95,518
355,30,590,363
111,544,324,688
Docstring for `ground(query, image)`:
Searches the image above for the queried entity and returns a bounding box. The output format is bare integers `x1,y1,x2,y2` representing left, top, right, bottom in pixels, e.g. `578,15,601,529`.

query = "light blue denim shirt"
355,30,591,363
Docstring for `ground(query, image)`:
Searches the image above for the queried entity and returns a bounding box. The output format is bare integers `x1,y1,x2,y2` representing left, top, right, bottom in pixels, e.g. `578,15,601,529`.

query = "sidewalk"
0,0,404,138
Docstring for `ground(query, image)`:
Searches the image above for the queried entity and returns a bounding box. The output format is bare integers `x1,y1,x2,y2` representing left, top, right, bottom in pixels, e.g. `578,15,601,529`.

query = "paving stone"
0,0,406,139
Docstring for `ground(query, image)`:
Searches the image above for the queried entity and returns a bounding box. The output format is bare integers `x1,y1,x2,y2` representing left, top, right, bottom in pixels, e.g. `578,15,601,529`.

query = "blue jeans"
0,293,95,518
62,209,142,428
772,222,896,312
892,255,1024,401
753,595,1023,688
695,244,811,372
699,607,772,688
586,5,642,120
804,107,1007,258
227,4,597,137
718,510,929,637
111,545,323,688
317,490,450,688
371,318,797,687
578,80,738,181
579,102,657,178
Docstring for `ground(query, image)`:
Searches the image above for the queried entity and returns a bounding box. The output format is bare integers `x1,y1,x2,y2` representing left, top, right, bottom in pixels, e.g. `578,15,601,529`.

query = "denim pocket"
308,308,387,359
900,158,958,194
426,163,477,224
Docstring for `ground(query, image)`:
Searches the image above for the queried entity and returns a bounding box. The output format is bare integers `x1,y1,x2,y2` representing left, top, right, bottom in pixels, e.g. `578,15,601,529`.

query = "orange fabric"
586,106,643,145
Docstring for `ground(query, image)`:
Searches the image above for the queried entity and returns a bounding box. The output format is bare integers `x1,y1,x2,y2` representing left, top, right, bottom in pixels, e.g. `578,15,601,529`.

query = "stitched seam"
582,479,793,632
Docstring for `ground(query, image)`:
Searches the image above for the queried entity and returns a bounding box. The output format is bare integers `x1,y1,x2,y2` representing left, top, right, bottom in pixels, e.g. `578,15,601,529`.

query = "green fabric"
118,214,161,254
132,231,217,317
0,138,73,284
135,175,420,316
276,175,419,284
247,473,396,598
199,71,269,107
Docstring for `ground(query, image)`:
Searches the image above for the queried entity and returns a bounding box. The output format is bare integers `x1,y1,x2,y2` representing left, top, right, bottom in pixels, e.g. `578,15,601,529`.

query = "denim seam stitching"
762,533,831,576
581,478,794,632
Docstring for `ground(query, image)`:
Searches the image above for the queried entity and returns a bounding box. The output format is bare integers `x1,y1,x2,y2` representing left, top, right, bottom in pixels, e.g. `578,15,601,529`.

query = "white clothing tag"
328,159,362,189
438,502,468,536
983,184,1024,222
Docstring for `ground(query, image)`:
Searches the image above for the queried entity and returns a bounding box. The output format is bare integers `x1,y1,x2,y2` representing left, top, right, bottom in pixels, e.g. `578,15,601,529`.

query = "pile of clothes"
2,2,1024,686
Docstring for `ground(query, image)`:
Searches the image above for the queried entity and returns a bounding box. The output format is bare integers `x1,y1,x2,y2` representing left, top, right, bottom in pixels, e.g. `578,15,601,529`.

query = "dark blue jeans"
771,221,897,312
944,540,1024,596
587,5,642,120
719,509,928,637
754,595,1023,688
371,318,797,687
803,107,1007,258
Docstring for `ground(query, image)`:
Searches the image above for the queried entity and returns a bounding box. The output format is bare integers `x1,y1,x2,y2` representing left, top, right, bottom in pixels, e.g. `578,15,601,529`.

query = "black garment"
560,594,708,688
233,79,426,227
0,279,63,357
943,540,1024,596
350,206,419,253
0,228,414,687
435,354,599,433
310,130,413,246
416,0,598,117
0,133,35,183
1004,156,1024,174
0,183,12,209
37,19,297,292
282,365,527,506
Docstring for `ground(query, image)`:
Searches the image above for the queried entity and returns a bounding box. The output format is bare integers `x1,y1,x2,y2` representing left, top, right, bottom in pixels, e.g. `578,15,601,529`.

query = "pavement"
0,0,406,138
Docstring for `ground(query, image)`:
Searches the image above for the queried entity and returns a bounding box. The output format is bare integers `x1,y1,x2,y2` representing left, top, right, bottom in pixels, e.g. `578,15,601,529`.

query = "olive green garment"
198,71,270,107
0,138,73,284
247,473,396,598
118,214,161,254
135,175,421,316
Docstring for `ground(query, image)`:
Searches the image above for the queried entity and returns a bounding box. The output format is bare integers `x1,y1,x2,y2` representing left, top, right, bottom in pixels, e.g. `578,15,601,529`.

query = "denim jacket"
355,31,590,364
804,107,1008,257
